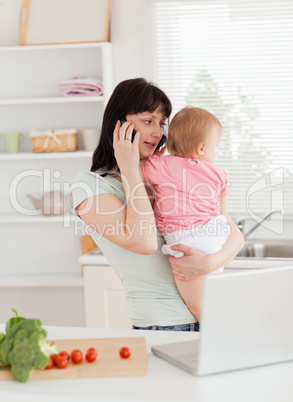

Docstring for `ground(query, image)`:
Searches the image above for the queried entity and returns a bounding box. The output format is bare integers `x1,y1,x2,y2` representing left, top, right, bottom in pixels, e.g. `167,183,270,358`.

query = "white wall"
111,0,154,83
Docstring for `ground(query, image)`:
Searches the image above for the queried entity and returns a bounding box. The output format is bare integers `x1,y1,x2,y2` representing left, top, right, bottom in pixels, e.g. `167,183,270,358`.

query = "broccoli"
0,309,58,383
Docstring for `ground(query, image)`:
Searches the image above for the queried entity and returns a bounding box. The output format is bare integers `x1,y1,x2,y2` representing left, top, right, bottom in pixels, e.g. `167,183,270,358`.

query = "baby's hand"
113,120,140,175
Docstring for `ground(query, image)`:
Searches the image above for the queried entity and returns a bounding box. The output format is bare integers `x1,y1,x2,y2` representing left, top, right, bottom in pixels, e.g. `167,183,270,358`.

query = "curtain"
152,0,293,216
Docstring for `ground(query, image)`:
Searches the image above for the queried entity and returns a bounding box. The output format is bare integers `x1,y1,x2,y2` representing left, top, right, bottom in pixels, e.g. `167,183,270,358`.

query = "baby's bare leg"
175,275,205,323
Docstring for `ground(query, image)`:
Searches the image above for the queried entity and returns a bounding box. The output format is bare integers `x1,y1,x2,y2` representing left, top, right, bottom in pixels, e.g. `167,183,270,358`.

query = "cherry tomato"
119,347,131,359
55,355,69,369
86,347,97,363
51,353,59,366
87,347,97,355
59,351,70,361
71,349,83,364
44,356,54,370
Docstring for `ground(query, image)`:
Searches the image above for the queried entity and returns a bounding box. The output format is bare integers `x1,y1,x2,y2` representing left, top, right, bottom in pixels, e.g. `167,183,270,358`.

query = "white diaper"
161,215,230,275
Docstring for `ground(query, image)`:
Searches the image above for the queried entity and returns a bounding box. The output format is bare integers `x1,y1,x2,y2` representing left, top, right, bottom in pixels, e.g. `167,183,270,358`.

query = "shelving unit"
0,212,81,224
0,42,113,325
0,96,104,106
0,43,106,52
0,150,92,160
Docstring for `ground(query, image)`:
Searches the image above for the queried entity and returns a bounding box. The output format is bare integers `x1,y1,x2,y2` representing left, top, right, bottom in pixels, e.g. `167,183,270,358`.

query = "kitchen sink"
236,239,293,259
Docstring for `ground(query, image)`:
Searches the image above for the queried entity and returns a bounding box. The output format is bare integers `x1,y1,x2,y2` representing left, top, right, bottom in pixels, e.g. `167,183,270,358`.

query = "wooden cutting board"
0,337,147,381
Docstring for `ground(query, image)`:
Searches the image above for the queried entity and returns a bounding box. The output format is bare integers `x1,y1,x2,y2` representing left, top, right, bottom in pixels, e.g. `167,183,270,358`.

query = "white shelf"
0,96,104,106
0,212,80,224
0,43,108,52
0,274,84,288
0,150,92,161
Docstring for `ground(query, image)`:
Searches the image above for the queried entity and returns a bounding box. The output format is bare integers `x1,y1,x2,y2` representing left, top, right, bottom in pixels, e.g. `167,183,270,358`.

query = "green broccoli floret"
0,309,58,382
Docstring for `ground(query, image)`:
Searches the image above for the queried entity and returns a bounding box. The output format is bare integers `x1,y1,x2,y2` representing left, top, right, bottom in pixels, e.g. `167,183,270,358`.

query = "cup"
82,128,101,151
4,132,24,154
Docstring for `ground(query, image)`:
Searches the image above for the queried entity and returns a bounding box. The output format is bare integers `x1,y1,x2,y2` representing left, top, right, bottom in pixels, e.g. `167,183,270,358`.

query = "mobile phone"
120,117,167,149
119,117,136,142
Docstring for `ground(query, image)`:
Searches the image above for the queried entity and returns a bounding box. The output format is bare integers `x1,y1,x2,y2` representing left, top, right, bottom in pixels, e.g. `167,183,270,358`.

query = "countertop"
78,248,109,266
79,248,293,270
1,324,293,402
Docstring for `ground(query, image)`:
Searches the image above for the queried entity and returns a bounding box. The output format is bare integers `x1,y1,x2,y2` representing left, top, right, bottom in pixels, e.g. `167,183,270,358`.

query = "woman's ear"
196,142,206,156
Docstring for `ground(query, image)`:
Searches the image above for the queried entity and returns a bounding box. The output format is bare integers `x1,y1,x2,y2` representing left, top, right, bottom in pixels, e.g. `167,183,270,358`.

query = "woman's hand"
169,244,213,281
170,216,244,281
113,120,140,175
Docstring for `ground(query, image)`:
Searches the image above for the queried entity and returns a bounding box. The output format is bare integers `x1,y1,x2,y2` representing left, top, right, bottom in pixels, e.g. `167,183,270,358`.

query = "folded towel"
58,77,103,97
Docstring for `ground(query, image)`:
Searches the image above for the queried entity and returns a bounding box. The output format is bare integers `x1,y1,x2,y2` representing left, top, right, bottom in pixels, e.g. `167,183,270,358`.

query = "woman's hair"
91,78,172,173
167,106,222,158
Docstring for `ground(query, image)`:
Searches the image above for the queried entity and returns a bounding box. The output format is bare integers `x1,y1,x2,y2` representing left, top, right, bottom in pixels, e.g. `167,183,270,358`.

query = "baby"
141,106,234,322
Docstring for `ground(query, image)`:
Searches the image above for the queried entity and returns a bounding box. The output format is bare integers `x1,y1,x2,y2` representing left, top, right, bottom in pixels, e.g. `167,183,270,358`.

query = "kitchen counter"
1,324,293,402
78,248,109,266
79,248,293,270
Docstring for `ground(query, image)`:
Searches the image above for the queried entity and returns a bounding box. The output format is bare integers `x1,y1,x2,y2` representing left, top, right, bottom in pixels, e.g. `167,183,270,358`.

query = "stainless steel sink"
236,240,293,259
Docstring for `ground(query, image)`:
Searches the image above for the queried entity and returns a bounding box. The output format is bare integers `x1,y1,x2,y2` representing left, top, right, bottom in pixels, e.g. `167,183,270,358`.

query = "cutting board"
0,337,147,381
19,0,111,46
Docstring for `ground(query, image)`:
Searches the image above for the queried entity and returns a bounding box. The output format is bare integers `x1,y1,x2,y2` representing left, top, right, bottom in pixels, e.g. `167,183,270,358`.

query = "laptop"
151,266,293,376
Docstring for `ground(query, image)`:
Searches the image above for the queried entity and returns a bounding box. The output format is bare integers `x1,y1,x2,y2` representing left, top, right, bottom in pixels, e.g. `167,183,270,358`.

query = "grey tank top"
71,170,195,327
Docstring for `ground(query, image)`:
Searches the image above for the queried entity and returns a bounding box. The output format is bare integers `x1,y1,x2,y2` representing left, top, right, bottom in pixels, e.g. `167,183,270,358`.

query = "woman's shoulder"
73,170,122,187
71,170,125,209
72,170,108,190
73,170,99,184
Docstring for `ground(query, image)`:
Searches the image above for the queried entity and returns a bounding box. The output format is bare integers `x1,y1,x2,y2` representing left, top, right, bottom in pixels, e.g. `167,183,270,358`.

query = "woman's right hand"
169,244,213,281
170,216,244,281
113,120,140,176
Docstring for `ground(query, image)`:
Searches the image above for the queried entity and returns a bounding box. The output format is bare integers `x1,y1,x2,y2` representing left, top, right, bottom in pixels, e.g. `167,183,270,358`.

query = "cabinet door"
83,265,132,329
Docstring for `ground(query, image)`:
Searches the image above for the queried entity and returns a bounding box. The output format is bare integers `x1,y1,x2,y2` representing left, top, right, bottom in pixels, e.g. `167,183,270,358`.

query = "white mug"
82,128,101,151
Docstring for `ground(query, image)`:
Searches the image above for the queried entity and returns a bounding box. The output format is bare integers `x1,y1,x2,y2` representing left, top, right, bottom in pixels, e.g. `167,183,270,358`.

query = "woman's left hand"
169,244,213,281
113,120,140,175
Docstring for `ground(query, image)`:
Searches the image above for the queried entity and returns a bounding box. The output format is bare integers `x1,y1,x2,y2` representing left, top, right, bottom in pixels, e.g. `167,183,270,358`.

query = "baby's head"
167,106,222,163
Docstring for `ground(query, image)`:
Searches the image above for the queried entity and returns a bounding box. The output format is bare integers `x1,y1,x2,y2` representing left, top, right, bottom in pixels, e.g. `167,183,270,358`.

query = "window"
152,0,293,216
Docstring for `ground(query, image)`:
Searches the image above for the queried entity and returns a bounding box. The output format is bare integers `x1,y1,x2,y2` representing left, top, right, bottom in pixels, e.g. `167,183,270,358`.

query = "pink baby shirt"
141,155,230,234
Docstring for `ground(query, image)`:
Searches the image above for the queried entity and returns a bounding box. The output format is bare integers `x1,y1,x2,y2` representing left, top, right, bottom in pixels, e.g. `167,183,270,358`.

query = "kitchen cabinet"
0,42,113,326
79,251,132,330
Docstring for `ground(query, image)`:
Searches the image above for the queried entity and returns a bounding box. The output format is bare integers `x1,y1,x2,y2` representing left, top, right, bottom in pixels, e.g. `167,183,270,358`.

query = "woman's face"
125,109,167,161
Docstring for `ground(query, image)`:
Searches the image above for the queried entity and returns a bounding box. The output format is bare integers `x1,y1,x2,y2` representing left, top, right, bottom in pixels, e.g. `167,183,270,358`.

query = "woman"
71,78,244,331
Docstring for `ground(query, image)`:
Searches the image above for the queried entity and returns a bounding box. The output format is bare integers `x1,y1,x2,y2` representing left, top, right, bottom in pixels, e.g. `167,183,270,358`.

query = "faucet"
235,210,282,240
